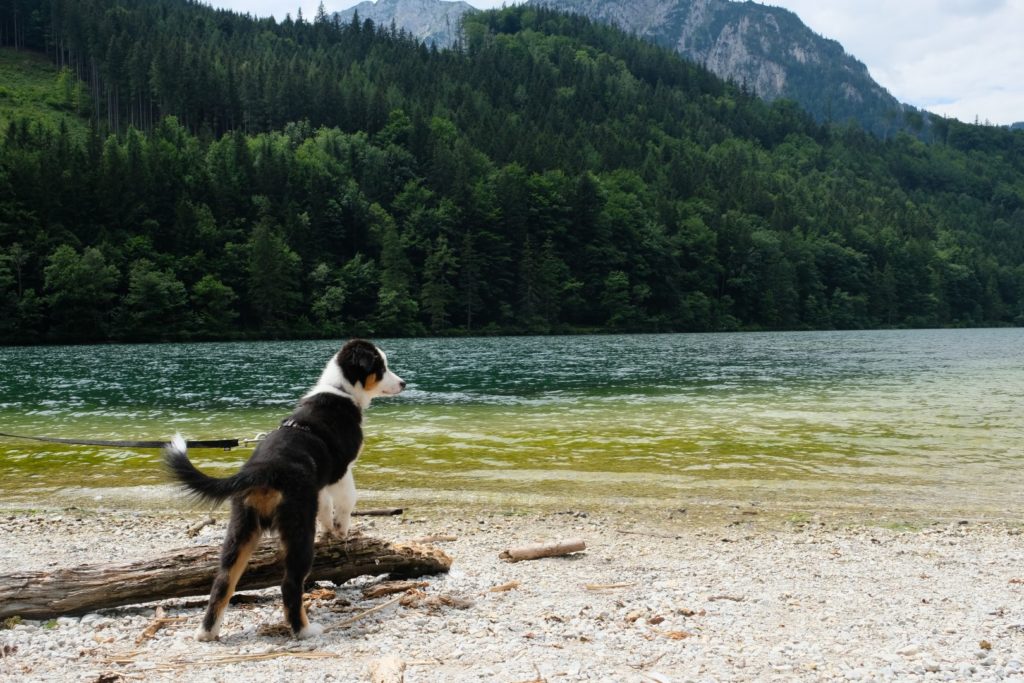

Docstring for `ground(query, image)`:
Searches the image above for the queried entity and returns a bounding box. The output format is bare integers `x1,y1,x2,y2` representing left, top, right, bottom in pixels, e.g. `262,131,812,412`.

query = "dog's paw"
195,627,219,642
296,622,324,639
332,518,350,538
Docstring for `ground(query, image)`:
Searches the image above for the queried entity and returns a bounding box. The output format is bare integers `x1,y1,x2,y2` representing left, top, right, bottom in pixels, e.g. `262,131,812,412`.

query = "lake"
0,329,1021,519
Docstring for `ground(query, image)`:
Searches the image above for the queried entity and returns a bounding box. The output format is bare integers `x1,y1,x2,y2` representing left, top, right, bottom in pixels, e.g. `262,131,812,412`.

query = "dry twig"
362,581,429,599
488,581,521,593
184,517,216,538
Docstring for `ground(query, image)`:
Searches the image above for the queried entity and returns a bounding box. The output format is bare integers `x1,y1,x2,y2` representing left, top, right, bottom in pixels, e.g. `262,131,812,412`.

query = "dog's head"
308,339,405,408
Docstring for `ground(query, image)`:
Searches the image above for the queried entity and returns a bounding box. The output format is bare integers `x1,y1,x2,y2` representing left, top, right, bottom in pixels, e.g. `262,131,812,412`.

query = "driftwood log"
498,538,587,562
0,533,451,620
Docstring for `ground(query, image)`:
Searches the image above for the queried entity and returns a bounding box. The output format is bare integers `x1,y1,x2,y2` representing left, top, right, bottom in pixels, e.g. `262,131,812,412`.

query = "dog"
164,339,405,640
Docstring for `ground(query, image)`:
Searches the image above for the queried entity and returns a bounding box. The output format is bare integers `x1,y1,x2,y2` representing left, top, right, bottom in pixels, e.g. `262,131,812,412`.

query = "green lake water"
1,330,1022,518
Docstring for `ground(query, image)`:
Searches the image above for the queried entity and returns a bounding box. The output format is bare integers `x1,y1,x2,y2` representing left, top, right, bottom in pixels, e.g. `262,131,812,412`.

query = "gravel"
1,504,1023,682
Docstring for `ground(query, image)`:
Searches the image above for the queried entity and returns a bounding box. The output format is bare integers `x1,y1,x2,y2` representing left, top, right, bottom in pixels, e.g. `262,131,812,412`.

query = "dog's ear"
338,339,382,386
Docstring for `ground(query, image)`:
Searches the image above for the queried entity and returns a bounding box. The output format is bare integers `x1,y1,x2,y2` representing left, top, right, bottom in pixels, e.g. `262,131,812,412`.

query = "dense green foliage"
0,0,1022,343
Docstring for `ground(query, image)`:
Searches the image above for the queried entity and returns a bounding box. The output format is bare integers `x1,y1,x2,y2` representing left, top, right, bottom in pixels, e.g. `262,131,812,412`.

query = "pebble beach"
2,502,1023,682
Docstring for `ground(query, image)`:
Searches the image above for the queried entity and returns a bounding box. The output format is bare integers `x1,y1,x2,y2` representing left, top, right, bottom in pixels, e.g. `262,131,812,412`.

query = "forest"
0,0,1022,343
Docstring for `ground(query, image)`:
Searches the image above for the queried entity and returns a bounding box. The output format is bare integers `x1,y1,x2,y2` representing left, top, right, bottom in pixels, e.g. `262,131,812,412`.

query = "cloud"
764,0,1023,124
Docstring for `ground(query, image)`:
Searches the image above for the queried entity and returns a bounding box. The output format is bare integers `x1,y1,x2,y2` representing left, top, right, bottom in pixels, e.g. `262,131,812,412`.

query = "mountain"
335,0,476,46
341,0,919,138
529,0,927,137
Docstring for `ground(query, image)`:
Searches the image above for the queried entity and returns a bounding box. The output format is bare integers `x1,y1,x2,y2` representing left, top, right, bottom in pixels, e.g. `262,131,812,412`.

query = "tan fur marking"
362,373,378,390
244,487,283,518
210,532,260,621
283,589,310,629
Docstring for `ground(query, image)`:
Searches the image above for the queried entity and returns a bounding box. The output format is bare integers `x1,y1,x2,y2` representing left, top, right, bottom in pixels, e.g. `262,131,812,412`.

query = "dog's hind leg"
196,499,261,641
279,499,322,639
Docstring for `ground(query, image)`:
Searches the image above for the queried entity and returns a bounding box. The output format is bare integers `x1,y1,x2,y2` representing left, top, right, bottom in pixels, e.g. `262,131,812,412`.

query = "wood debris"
0,533,450,620
135,607,188,644
306,587,337,601
399,589,473,611
499,538,586,562
362,580,429,599
407,534,458,543
184,517,216,538
616,528,681,540
352,508,404,517
488,580,521,593
369,655,406,683
584,582,634,591
255,623,292,638
327,595,406,632
652,628,693,640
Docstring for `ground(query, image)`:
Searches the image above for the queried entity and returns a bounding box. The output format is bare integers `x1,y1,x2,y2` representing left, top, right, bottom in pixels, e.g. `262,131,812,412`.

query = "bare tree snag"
498,538,586,562
0,533,451,620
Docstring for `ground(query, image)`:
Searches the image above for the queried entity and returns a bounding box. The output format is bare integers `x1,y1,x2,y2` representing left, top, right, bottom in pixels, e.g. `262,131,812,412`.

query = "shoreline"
2,503,1023,681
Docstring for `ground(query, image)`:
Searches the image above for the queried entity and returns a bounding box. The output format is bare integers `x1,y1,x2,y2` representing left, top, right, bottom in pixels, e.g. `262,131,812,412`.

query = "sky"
208,0,1024,126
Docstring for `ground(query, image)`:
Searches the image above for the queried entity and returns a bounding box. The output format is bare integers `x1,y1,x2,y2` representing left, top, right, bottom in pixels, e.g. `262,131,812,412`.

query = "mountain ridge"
335,0,476,46
337,0,923,137
530,0,912,136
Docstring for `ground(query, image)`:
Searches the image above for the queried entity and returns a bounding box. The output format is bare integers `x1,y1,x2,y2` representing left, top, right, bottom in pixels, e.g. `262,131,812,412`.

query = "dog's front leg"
316,488,335,538
330,470,357,538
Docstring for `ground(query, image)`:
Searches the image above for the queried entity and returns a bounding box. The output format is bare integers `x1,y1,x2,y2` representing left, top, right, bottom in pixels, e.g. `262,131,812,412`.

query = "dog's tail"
164,434,252,505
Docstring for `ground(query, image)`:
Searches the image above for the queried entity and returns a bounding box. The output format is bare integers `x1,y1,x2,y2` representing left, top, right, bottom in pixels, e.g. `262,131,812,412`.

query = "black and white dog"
165,339,405,640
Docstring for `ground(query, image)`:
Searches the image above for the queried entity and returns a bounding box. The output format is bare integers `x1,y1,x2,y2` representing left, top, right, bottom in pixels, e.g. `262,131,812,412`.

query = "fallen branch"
499,538,586,562
0,534,451,620
616,528,681,540
352,508,404,517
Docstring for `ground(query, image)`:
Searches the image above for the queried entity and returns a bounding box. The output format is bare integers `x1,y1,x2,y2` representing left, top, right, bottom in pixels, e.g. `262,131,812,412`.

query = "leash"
0,431,239,450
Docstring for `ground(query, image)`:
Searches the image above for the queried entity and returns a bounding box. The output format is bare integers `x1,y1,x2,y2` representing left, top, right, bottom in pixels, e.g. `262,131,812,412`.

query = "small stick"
487,580,521,593
499,538,586,562
136,606,167,644
707,594,745,602
369,655,407,683
616,528,681,540
185,517,216,538
352,508,404,517
362,580,429,599
408,534,458,543
327,594,404,631
584,582,634,591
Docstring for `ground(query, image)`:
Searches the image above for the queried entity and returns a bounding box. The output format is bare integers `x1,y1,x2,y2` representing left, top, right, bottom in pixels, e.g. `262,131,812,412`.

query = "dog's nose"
399,380,407,390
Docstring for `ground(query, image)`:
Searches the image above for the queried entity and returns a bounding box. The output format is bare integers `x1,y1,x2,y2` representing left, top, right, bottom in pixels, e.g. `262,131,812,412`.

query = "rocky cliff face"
534,0,908,135
335,0,475,47
335,0,917,137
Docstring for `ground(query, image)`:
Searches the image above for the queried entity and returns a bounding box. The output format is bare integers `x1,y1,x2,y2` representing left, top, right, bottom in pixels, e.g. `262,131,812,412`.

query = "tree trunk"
0,533,451,620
